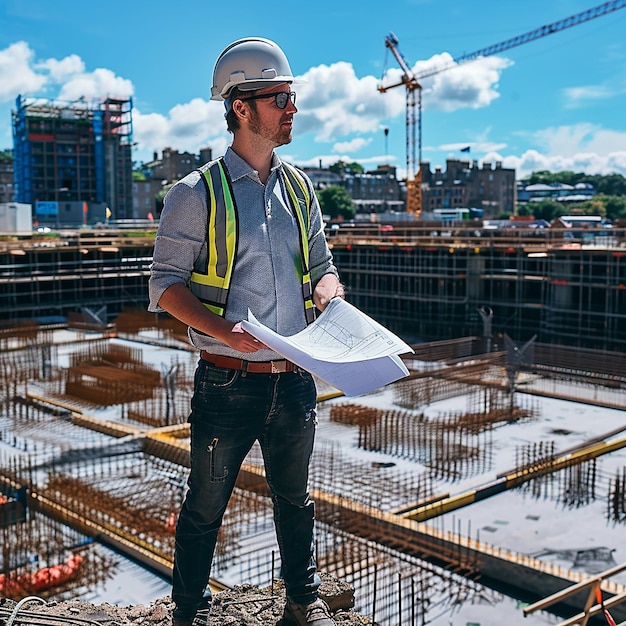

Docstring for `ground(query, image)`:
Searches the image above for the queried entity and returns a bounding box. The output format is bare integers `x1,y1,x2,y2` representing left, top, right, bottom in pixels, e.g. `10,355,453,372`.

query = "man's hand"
223,330,265,353
313,274,345,312
227,322,267,353
157,283,265,352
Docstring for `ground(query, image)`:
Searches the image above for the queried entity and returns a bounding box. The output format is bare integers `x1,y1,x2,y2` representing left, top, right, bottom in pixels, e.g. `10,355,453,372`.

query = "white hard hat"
211,37,295,101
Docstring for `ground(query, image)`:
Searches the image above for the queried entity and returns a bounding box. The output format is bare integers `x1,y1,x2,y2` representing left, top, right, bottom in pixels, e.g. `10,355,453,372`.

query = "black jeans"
172,359,320,617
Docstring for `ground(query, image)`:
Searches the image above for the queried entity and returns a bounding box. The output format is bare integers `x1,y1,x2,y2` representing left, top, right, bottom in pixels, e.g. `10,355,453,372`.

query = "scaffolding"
11,95,133,220
0,231,154,322
328,223,626,351
1,224,626,349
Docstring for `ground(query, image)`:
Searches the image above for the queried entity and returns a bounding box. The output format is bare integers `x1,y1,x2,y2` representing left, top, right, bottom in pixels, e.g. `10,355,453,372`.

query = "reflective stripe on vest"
189,158,237,316
281,162,316,323
189,158,316,324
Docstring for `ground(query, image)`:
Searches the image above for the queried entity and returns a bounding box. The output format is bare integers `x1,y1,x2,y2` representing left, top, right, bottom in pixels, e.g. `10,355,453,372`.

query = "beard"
248,109,293,147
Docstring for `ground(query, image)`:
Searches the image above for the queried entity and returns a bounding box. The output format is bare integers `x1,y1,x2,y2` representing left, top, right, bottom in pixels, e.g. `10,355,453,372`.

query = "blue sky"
1,0,625,180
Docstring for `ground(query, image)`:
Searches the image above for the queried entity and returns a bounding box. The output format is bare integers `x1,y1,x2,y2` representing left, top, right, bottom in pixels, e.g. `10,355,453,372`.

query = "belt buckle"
271,361,282,374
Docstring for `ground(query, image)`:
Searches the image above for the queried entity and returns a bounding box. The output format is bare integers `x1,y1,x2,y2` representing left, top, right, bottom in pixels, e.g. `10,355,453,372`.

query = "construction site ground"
2,322,626,625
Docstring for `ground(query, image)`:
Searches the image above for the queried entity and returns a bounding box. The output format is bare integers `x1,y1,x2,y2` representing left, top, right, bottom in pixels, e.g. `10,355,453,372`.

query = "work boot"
191,607,210,626
172,604,210,626
283,597,336,625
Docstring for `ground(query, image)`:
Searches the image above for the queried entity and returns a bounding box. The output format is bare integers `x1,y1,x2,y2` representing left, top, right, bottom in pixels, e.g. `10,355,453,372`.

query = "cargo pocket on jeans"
207,437,229,483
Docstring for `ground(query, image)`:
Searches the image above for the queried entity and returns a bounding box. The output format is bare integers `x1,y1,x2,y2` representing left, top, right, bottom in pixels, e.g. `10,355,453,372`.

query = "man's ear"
232,99,249,121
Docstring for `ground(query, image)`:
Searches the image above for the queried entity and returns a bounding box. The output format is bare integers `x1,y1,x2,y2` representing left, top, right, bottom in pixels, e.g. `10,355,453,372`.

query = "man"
148,37,343,626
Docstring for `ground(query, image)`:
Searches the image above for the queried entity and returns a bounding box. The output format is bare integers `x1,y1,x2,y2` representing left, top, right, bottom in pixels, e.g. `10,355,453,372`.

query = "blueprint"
241,298,414,397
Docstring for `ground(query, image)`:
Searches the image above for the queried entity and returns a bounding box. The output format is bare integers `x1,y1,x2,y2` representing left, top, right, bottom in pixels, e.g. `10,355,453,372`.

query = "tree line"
517,170,626,222
524,170,626,196
318,167,626,222
139,158,626,223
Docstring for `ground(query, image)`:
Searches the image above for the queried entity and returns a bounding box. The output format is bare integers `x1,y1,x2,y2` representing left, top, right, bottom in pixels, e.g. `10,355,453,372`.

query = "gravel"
0,574,372,625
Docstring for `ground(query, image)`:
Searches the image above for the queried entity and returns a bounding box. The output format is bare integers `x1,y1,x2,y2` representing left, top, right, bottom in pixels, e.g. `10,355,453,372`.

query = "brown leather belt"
200,351,299,374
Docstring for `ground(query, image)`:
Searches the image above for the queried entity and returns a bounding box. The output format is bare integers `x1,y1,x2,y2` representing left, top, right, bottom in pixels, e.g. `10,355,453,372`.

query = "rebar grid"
0,511,114,602
2,319,626,620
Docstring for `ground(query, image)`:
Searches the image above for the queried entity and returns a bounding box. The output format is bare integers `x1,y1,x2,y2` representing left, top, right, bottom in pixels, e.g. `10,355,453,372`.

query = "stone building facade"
421,159,516,218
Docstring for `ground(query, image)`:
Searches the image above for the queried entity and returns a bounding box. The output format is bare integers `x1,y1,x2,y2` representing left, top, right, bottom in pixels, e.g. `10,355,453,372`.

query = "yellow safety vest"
189,157,316,324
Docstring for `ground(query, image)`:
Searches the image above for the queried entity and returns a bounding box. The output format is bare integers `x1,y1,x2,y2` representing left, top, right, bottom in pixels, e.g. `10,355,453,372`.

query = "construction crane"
378,0,626,216
379,33,424,218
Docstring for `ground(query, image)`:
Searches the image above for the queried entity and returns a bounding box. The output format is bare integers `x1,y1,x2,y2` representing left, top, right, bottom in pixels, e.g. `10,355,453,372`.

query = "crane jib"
377,0,626,215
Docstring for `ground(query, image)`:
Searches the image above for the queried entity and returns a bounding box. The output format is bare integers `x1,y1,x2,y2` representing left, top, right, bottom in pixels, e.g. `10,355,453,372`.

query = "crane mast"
379,0,626,216
381,33,423,216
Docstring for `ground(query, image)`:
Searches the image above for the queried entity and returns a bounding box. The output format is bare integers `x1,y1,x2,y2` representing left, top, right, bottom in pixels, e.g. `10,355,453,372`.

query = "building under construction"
12,96,133,224
1,223,626,351
330,222,626,351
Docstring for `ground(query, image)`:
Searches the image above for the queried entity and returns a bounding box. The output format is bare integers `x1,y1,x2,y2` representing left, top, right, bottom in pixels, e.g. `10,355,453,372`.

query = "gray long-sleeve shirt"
148,147,338,361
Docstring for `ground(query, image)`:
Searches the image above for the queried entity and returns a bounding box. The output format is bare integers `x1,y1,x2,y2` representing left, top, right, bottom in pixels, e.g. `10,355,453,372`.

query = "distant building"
421,159,516,218
141,146,213,184
0,202,31,233
12,95,134,224
303,164,404,215
301,167,343,190
344,165,404,214
132,178,166,220
551,215,611,228
421,207,484,222
135,147,213,218
0,151,14,204
517,181,596,203
483,217,550,229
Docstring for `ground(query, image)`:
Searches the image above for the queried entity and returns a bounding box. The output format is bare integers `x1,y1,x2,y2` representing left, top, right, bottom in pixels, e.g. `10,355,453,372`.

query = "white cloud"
0,42,520,169
38,54,85,82
296,62,403,142
294,54,512,151
0,41,47,102
0,40,209,163
333,137,371,154
425,55,513,111
167,98,220,137
132,99,229,163
131,111,170,146
472,124,626,178
531,123,626,157
58,68,134,102
606,152,626,173
0,41,134,108
379,52,513,113
562,83,623,109
294,153,391,170
1,40,625,183
489,149,626,179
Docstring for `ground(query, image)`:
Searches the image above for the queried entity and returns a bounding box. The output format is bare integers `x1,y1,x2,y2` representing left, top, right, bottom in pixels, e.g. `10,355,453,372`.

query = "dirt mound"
0,574,371,625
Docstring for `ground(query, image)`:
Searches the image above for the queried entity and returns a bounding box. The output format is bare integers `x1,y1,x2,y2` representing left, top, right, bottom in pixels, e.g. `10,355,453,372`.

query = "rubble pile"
0,574,371,625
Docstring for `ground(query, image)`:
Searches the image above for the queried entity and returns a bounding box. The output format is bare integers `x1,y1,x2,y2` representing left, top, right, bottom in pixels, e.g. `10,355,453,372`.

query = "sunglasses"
239,91,296,109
